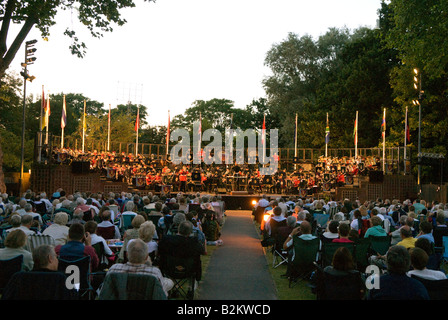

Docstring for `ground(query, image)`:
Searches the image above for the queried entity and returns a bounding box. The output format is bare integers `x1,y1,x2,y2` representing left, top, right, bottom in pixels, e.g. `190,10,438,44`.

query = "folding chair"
313,213,330,230
162,255,197,300
313,262,366,300
353,237,371,272
368,235,391,256
98,273,167,300
27,234,55,253
0,255,23,294
320,242,355,268
411,275,448,300
288,237,320,288
58,256,96,300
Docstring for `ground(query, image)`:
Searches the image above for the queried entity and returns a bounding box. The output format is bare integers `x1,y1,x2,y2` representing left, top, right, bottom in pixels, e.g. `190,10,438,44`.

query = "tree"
0,0,155,192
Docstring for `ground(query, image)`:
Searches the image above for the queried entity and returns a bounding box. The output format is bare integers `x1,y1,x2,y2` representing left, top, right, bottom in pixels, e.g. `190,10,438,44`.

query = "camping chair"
411,275,448,300
0,254,23,294
313,262,366,300
2,271,76,300
287,237,320,288
120,214,136,232
353,237,371,272
162,255,197,300
58,256,96,300
27,234,55,253
368,235,391,256
313,213,330,230
97,225,116,240
252,206,267,225
98,273,167,300
320,242,355,268
271,228,290,269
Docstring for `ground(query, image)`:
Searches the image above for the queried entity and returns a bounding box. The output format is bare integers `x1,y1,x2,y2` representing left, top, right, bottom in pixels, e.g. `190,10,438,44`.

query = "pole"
135,105,139,157
382,108,386,173
82,99,86,153
45,92,49,145
107,104,111,152
325,112,328,158
355,111,358,159
294,113,298,171
38,85,43,163
404,106,408,174
19,64,27,196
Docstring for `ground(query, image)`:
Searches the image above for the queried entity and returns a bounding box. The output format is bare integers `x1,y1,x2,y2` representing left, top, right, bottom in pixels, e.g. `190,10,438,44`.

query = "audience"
0,229,34,271
42,212,70,246
407,247,447,280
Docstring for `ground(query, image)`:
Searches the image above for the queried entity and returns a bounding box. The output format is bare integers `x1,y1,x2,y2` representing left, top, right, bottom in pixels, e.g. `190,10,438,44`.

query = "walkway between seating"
197,210,278,300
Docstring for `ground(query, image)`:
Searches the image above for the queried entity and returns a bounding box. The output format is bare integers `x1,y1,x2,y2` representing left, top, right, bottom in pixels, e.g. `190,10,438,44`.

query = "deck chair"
320,242,355,268
287,237,320,288
58,256,96,300
411,275,448,300
97,225,116,240
313,262,366,300
162,255,197,300
120,214,136,231
98,273,167,300
0,255,23,294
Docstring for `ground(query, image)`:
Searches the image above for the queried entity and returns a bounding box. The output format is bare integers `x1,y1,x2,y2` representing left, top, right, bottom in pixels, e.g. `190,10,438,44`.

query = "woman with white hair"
42,212,70,246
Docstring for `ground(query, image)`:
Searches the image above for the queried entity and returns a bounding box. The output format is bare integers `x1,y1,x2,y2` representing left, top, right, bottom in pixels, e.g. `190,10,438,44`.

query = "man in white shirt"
255,195,270,209
407,247,447,280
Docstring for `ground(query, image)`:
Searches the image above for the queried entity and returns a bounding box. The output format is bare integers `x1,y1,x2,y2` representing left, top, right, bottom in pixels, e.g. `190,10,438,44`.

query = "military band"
52,147,381,195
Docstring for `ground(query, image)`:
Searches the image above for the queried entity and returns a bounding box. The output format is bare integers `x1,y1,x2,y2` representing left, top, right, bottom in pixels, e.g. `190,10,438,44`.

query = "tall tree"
0,0,155,192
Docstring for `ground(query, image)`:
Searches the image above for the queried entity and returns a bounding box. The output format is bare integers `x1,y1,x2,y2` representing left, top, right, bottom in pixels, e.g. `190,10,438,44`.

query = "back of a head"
5,229,27,249
21,214,33,226
32,244,56,269
68,223,85,241
410,247,429,271
419,221,432,235
338,222,350,237
386,245,411,274
178,221,193,237
371,216,382,227
9,214,21,227
127,238,148,264
400,225,413,239
299,220,311,235
328,220,339,233
54,212,68,226
273,206,282,216
101,210,112,222
286,216,297,228
332,247,354,271
84,220,98,234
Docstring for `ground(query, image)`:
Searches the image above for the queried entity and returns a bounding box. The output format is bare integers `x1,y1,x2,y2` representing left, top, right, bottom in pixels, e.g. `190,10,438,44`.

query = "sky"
9,0,382,127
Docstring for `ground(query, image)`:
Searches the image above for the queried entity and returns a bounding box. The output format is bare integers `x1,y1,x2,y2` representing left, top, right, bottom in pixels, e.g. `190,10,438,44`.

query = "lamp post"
413,68,423,194
19,39,37,195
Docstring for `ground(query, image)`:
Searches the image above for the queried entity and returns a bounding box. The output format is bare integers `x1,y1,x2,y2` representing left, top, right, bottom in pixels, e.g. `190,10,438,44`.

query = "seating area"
257,196,448,300
0,189,225,300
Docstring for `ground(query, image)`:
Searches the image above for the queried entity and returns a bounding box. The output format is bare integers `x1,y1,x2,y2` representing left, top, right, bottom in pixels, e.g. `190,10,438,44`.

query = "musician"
178,165,189,192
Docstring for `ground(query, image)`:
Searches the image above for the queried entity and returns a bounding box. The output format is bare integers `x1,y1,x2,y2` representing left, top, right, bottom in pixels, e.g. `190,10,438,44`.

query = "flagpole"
404,106,408,174
61,95,66,149
107,104,111,152
38,85,44,162
135,105,140,157
45,92,49,145
382,108,386,173
325,112,328,158
82,99,86,153
354,111,358,159
166,109,170,156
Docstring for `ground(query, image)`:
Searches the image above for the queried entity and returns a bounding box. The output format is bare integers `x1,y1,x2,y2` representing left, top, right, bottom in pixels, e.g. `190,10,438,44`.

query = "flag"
381,108,386,139
353,113,358,145
83,100,87,131
40,86,46,130
61,95,67,129
135,107,140,132
42,93,50,130
325,113,330,145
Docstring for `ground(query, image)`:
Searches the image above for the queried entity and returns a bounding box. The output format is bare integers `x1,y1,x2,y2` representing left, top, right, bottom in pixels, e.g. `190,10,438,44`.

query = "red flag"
135,108,140,132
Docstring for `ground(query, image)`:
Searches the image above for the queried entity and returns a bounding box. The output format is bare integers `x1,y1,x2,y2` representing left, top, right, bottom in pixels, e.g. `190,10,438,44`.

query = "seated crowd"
0,189,226,300
258,195,448,300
